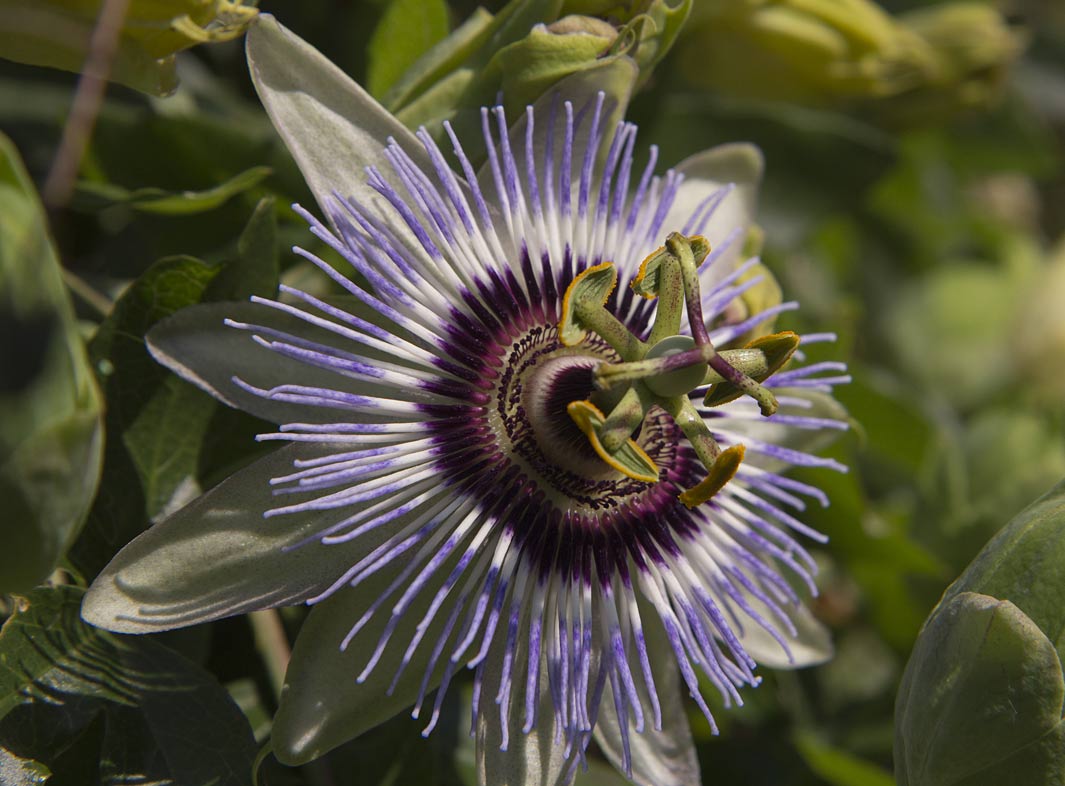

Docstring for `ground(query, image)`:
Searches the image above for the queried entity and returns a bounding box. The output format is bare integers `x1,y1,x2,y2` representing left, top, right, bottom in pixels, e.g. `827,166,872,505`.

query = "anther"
558,234,794,505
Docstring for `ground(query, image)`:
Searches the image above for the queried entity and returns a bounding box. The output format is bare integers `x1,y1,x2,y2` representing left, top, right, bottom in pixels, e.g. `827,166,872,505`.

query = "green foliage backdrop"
2,1,1064,784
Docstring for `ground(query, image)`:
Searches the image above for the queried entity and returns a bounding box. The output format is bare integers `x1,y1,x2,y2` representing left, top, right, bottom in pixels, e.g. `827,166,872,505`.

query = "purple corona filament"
227,96,849,775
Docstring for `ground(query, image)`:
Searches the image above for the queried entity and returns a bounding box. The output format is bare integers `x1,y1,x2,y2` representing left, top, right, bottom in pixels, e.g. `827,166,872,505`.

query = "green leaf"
895,591,1065,786
0,586,257,784
367,0,450,99
388,0,562,116
954,409,1065,537
0,2,177,96
206,197,280,301
390,0,566,136
91,256,220,515
383,7,495,112
835,370,933,477
77,103,307,278
69,201,280,582
0,132,103,593
793,732,895,786
74,165,272,215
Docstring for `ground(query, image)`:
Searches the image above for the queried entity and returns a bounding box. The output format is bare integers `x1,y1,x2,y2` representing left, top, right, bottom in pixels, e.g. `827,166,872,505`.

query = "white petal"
81,444,390,633
272,545,470,764
739,593,833,670
719,389,851,475
593,612,701,786
664,142,764,277
477,55,639,200
246,14,447,235
476,618,579,786
147,300,427,426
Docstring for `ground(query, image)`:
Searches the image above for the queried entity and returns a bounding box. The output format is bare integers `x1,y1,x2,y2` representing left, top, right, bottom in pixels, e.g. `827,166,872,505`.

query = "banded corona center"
483,324,688,514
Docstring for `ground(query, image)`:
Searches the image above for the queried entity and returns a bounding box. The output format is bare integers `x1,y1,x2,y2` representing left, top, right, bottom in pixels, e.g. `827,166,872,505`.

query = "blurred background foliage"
1,0,1064,784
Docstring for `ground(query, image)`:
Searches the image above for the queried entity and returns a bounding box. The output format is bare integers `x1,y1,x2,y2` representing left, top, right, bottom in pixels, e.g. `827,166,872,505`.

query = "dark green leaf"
835,371,933,477
75,166,272,215
73,106,308,278
0,132,103,593
954,409,1065,538
792,449,944,649
387,0,562,118
69,201,281,582
793,732,894,786
206,197,280,302
383,7,495,112
91,255,220,510
0,586,257,785
0,2,177,96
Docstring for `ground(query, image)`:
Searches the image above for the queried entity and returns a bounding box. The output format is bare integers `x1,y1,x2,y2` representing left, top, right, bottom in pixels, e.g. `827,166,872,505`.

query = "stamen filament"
558,233,793,505
664,396,723,470
595,345,714,391
666,232,713,346
707,354,779,416
645,255,684,346
599,385,655,454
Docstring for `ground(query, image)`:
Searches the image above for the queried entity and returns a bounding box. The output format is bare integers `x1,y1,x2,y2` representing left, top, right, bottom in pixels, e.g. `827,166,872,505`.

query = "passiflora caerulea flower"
82,15,849,786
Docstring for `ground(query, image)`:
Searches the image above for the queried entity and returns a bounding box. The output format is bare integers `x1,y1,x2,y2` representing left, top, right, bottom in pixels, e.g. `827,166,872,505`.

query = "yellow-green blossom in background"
680,0,1023,122
0,0,258,95
1015,236,1065,405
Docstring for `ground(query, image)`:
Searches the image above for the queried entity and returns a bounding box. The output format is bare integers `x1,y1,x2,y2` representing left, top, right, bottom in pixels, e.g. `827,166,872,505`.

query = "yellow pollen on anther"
679,444,746,508
566,400,660,483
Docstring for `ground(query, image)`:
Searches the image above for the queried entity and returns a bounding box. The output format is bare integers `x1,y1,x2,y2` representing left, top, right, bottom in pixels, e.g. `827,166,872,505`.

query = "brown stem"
249,609,291,703
43,0,132,208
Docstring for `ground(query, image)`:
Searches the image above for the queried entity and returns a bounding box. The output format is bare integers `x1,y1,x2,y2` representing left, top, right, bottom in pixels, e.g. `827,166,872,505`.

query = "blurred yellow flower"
680,0,1023,122
0,0,258,95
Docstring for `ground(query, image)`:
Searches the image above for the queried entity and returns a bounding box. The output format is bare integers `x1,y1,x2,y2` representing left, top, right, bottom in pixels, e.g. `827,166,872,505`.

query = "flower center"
426,234,801,516
522,354,613,479
484,324,675,512
557,232,802,507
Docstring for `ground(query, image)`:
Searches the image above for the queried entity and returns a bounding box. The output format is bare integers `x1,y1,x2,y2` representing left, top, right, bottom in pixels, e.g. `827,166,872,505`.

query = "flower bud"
682,0,936,104
896,592,1065,786
896,480,1065,785
386,0,691,141
681,0,1022,121
873,3,1025,124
